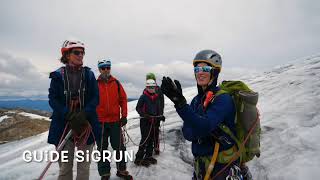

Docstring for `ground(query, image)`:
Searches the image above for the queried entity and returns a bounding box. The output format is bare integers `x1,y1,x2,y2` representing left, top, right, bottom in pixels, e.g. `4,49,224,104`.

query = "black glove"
65,111,77,122
120,117,127,127
159,116,165,122
161,76,187,109
70,111,89,135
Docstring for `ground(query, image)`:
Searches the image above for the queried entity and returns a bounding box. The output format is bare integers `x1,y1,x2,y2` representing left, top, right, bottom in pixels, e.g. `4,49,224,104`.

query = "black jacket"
136,87,164,118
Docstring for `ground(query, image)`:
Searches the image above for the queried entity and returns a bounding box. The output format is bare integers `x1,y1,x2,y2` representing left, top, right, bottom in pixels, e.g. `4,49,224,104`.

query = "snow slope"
245,56,320,180
0,56,319,180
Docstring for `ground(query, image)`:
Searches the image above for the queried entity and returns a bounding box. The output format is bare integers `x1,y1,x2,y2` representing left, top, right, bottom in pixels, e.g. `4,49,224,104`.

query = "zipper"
78,69,83,111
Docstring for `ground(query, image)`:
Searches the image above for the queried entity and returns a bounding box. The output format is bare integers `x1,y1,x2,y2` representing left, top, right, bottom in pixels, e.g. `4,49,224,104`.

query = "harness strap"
218,124,243,163
212,111,260,179
61,66,87,110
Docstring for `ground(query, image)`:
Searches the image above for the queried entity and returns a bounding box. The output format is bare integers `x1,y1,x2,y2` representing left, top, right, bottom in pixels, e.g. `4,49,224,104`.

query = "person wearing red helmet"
48,39,101,180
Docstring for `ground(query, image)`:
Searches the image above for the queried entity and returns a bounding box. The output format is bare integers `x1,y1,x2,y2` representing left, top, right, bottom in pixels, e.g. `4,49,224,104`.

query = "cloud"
91,60,194,98
0,51,49,97
0,0,319,98
0,51,258,98
1,0,319,72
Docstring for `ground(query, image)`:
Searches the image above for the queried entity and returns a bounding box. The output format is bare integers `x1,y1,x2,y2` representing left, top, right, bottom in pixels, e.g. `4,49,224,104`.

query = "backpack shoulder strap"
113,79,121,101
215,89,228,96
115,79,120,94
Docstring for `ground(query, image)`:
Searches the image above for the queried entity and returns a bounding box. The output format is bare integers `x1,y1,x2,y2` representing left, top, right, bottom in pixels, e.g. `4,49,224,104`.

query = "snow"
0,115,10,123
6,111,16,114
0,56,320,179
18,112,51,121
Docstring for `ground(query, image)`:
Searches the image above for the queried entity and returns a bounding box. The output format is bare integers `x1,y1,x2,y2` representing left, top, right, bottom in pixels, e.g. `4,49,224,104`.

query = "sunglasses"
71,50,85,56
194,66,213,73
100,67,111,71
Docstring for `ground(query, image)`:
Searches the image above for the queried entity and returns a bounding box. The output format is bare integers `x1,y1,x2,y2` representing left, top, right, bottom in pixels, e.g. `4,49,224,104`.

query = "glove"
70,111,89,135
161,76,187,109
159,116,165,122
120,117,127,127
65,111,77,122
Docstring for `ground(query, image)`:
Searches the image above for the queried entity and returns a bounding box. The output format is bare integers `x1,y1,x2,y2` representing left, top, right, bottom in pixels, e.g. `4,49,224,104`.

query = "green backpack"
215,81,261,163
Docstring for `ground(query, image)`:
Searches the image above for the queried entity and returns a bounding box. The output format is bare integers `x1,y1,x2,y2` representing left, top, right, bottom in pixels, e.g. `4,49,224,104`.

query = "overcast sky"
0,0,319,98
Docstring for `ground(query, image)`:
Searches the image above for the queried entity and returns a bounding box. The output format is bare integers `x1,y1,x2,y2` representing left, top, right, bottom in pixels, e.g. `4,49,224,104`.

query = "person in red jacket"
96,59,132,180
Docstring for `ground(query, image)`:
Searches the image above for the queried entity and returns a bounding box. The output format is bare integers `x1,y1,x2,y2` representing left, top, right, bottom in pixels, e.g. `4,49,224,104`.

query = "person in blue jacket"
161,50,248,180
48,39,101,180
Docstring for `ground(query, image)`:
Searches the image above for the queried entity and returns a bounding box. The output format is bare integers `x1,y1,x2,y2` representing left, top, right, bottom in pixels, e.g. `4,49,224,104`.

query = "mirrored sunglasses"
194,66,213,73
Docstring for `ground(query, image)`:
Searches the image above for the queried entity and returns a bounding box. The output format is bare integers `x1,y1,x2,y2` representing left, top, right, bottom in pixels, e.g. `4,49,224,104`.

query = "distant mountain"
0,100,51,112
128,98,138,102
0,98,138,112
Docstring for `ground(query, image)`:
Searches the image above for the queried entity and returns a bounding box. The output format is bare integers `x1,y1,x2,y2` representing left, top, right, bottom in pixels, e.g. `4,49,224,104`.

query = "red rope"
73,124,93,150
57,123,70,149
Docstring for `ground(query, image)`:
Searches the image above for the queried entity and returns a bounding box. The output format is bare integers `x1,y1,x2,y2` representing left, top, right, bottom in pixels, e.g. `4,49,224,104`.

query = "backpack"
215,81,261,163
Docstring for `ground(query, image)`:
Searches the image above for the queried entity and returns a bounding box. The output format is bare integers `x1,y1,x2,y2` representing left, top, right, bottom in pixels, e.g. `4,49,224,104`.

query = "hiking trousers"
97,122,127,176
135,118,155,160
154,120,161,152
58,140,94,180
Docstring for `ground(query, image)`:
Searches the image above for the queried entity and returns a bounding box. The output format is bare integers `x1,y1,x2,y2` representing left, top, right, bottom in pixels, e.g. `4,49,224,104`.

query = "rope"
39,122,95,180
123,120,154,147
38,125,71,180
99,122,105,152
204,142,220,180
212,111,260,179
121,115,168,152
160,121,166,152
73,124,92,150
57,123,70,147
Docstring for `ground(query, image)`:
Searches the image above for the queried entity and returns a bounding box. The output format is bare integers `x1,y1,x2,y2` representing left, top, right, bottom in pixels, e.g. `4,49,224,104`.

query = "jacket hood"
97,74,117,83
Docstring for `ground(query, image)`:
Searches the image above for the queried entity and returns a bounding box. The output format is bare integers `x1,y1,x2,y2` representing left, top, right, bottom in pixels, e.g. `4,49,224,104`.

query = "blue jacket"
176,85,236,157
48,66,101,146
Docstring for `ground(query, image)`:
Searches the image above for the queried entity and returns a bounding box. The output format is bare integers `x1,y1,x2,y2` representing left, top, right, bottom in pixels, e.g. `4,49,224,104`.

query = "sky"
0,0,319,98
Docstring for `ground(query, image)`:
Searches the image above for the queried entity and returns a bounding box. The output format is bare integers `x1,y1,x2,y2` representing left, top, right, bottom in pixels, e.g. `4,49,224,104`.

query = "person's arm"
181,98,197,141
182,122,195,141
177,94,235,139
135,95,145,117
118,82,128,118
48,72,66,115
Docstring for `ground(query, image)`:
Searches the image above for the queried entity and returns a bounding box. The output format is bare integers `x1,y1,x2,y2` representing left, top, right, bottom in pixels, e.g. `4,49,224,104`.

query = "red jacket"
96,75,128,123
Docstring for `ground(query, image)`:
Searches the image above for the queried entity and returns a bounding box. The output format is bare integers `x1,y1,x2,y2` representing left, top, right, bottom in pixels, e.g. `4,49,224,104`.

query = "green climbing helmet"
146,72,156,80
